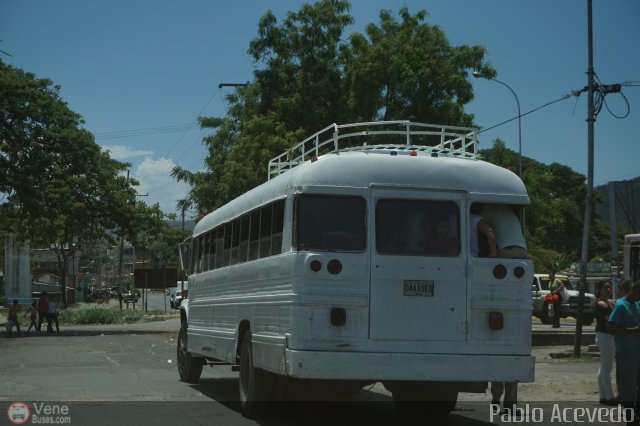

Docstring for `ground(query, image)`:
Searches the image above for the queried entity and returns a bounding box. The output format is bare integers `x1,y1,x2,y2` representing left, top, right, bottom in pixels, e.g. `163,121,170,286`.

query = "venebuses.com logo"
7,402,71,424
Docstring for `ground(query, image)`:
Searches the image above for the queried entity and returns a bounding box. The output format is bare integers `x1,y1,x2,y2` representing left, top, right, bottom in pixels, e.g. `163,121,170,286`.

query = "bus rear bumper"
284,349,535,382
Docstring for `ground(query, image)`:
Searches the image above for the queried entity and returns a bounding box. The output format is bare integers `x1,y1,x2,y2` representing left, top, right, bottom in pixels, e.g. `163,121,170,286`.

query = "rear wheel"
177,323,204,383
238,330,276,418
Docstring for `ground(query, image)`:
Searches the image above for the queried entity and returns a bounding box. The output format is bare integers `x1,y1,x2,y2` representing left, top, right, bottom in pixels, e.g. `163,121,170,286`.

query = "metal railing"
267,121,478,179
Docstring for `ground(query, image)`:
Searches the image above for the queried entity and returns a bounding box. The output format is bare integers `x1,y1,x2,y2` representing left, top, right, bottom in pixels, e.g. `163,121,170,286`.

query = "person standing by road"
595,280,617,405
608,280,640,425
548,272,564,328
23,300,38,334
36,292,49,333
6,300,21,337
47,296,60,335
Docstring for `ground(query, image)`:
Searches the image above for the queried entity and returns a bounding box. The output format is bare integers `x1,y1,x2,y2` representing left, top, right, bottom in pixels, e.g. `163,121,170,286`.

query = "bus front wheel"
177,323,204,383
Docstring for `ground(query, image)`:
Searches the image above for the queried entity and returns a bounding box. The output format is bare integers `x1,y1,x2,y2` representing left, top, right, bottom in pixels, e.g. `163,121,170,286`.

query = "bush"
58,307,144,325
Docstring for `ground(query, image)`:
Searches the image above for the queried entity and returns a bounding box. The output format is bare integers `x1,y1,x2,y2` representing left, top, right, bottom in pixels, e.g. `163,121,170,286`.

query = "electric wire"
166,87,222,161
478,94,571,135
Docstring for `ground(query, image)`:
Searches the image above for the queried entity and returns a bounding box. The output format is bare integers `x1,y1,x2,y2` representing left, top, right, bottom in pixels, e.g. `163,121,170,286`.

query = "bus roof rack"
267,120,478,179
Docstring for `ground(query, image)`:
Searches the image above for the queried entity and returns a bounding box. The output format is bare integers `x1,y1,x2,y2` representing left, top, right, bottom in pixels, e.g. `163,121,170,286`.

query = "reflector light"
310,260,322,272
514,266,525,278
493,264,507,279
327,259,342,275
410,151,417,157
489,312,504,330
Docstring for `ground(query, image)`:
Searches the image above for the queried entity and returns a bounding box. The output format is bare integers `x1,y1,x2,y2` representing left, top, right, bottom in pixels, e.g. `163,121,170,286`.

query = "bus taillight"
489,312,504,330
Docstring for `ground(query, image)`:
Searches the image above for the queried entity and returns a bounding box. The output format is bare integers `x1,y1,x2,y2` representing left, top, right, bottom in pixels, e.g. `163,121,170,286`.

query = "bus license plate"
403,280,434,297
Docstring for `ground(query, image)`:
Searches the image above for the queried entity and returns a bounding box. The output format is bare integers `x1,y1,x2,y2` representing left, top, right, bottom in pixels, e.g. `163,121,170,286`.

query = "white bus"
177,121,534,418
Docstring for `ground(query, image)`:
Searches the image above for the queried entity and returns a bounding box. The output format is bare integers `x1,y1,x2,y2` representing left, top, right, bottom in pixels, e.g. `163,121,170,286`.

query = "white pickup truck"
531,273,596,325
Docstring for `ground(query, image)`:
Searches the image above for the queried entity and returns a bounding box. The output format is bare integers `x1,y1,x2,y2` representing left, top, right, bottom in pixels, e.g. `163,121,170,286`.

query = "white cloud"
132,157,190,214
102,145,154,160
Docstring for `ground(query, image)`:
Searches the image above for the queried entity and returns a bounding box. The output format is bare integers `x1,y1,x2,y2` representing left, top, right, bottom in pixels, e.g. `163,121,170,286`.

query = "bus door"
370,189,467,341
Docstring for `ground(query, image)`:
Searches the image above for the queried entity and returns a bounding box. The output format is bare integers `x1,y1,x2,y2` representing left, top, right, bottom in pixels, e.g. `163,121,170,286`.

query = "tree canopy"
173,1,494,212
0,60,171,304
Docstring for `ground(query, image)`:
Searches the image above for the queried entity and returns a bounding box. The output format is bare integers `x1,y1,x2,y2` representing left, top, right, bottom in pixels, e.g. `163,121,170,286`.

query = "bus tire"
177,323,204,383
239,330,273,418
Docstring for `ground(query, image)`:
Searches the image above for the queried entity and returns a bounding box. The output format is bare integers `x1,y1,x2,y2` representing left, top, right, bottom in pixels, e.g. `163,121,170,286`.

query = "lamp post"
473,71,522,177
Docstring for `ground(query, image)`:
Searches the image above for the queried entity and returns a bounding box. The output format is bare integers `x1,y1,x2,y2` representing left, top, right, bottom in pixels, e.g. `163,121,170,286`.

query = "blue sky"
2,0,639,215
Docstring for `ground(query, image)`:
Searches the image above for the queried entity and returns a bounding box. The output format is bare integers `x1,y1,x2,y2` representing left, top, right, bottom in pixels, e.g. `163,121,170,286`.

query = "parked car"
122,291,139,303
531,273,596,325
169,287,181,309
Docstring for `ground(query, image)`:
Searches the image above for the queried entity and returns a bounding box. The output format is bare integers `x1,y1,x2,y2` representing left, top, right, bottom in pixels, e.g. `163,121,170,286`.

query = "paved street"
0,317,617,425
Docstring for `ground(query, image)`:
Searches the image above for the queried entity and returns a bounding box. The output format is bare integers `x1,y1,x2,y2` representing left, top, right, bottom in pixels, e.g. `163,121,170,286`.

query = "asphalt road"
0,320,620,426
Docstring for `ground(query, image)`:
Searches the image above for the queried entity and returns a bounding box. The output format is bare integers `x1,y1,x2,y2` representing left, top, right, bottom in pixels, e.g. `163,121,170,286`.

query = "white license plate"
403,280,434,297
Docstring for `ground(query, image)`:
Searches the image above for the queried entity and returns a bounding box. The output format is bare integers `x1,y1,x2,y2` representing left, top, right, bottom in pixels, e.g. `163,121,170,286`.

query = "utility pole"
575,0,595,357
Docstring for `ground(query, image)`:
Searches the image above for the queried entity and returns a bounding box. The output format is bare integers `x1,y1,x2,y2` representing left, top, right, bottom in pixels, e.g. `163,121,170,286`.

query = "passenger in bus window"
404,213,429,254
470,205,497,257
479,204,528,258
427,218,459,256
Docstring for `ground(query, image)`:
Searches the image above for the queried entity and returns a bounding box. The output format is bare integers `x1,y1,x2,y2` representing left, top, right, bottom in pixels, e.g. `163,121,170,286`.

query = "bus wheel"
177,323,204,383
239,330,273,418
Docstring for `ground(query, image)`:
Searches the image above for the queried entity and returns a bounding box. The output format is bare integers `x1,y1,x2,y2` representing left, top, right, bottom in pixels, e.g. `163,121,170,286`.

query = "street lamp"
473,71,522,177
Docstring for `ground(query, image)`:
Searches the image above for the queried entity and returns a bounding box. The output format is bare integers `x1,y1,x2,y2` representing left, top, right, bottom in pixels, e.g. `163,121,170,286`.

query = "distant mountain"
596,177,640,234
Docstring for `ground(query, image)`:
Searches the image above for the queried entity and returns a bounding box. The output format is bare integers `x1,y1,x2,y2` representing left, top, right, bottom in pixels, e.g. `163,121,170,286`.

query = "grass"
58,306,144,325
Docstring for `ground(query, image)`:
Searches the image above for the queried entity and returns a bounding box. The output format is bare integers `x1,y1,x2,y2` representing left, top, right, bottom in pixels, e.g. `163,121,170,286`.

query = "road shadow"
189,378,494,426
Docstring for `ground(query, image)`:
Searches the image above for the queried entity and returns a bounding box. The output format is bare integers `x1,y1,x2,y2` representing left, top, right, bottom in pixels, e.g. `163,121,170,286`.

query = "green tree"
343,7,492,125
174,2,494,212
0,61,170,305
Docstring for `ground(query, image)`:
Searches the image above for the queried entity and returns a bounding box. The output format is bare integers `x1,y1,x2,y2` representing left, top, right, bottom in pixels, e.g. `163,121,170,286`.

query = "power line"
94,123,199,140
478,94,572,135
165,87,222,161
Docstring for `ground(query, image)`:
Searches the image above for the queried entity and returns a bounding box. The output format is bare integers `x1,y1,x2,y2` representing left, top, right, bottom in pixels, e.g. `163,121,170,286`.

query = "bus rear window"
295,195,366,252
376,199,460,257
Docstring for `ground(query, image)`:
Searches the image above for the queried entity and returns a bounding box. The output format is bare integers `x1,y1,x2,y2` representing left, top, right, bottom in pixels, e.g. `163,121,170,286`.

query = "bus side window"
248,210,260,261
223,223,232,267
271,200,284,255
239,214,250,263
260,204,273,258
203,231,213,272
208,230,216,271
230,219,241,265
215,227,224,269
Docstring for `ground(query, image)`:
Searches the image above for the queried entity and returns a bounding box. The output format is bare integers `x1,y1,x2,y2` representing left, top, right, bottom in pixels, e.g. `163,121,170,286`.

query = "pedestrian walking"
490,381,518,412
595,280,617,405
47,297,60,335
547,272,564,328
6,300,22,337
608,280,640,426
36,292,49,333
23,300,38,334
